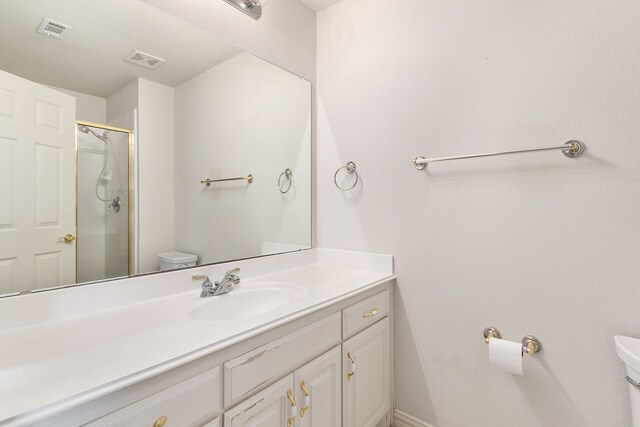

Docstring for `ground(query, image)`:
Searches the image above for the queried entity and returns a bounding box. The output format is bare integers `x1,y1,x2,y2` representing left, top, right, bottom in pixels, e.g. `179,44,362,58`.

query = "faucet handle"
192,274,210,282
225,267,240,276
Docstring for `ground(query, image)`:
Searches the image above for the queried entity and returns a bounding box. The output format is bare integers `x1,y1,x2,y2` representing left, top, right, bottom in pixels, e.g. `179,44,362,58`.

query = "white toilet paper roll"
489,338,523,375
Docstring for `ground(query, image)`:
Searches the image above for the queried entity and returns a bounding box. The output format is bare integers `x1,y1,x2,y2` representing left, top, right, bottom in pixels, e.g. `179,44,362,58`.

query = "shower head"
78,124,110,141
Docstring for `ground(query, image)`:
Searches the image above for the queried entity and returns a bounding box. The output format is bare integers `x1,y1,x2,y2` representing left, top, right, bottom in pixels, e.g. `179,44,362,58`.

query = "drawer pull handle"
287,388,296,406
300,379,310,397
153,416,168,427
362,308,379,318
347,351,356,381
286,388,297,422
300,379,310,417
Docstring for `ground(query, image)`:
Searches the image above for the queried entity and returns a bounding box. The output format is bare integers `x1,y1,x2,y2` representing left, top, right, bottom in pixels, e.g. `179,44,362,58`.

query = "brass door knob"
62,234,76,244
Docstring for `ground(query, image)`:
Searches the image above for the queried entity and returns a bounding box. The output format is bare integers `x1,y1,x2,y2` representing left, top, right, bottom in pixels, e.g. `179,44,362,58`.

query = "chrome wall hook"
334,161,359,191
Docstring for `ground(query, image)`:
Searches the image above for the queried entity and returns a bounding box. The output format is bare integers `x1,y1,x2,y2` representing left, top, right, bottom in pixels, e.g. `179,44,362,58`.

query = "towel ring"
278,168,293,194
334,161,359,191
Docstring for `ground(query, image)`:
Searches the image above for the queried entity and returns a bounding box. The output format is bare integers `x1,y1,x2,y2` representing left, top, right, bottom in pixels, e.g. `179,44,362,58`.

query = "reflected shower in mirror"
76,123,132,283
0,0,311,297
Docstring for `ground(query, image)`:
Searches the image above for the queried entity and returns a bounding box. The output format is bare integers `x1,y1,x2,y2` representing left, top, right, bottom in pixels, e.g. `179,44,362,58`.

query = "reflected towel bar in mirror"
201,174,254,187
413,140,585,170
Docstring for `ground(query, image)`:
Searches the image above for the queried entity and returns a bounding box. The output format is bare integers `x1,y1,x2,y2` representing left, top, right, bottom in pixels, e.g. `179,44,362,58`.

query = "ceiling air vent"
36,18,71,40
125,50,166,70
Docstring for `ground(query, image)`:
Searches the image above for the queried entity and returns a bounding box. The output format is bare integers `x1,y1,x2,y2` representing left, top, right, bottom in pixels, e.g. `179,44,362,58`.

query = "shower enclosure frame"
76,120,135,279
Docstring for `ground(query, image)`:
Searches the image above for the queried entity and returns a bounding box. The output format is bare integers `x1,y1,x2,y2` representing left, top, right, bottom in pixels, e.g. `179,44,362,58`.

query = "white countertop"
0,248,393,425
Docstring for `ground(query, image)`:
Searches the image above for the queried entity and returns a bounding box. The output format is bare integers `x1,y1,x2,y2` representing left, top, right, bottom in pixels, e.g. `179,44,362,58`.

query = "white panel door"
294,346,341,427
343,318,391,427
0,69,76,294
224,374,295,427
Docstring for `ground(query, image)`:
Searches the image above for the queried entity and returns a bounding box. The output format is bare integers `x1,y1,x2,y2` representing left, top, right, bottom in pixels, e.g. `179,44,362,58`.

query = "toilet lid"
158,251,198,263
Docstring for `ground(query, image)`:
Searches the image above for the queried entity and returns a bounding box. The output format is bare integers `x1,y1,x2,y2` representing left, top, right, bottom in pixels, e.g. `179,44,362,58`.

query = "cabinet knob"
153,416,167,427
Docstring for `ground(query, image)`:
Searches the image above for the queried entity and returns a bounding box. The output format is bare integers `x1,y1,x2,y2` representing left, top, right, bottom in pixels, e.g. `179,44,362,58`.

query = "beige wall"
317,0,640,426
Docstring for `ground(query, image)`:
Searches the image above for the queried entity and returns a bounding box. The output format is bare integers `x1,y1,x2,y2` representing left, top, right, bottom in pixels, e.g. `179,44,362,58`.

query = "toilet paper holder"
483,327,542,355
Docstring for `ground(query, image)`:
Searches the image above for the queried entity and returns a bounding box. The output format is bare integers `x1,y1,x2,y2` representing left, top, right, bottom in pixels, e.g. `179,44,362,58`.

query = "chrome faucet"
192,267,241,298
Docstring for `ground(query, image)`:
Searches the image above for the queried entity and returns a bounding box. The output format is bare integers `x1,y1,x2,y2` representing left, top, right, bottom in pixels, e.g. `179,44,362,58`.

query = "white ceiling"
298,0,343,12
0,0,242,98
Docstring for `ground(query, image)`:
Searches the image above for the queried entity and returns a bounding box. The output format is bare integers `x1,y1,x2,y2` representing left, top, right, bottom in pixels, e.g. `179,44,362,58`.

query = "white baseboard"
393,409,435,427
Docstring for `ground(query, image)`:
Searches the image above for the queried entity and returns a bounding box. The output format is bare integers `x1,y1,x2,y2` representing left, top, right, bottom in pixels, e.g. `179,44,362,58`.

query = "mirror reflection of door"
0,69,76,294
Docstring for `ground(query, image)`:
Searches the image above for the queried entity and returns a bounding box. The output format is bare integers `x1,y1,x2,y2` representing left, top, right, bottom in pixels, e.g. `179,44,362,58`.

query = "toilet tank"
157,251,198,271
615,335,640,427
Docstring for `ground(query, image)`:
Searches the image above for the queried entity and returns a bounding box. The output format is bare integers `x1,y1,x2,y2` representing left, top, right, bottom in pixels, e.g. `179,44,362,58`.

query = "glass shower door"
76,122,131,283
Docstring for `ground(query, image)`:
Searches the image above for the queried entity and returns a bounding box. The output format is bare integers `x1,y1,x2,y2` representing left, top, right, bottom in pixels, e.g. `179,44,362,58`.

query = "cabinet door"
294,346,341,427
224,374,296,427
343,318,391,427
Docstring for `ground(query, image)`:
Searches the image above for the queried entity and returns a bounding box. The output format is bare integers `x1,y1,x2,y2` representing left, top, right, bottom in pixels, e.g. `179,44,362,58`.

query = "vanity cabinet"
343,317,391,427
294,346,342,427
224,375,295,427
223,313,341,407
19,283,392,427
225,346,342,427
84,365,220,427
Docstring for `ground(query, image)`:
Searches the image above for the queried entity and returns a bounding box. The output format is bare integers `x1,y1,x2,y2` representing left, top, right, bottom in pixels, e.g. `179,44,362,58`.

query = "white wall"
173,52,311,264
107,79,138,125
140,0,316,82
48,86,106,123
137,79,175,272
317,1,640,426
106,78,175,273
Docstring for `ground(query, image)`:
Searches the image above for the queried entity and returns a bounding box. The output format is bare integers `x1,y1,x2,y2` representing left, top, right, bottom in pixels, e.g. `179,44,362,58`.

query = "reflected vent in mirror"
125,50,166,69
36,18,71,40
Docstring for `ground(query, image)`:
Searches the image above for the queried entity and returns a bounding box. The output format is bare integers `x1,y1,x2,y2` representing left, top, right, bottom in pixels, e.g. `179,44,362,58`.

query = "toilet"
157,251,198,271
615,335,640,426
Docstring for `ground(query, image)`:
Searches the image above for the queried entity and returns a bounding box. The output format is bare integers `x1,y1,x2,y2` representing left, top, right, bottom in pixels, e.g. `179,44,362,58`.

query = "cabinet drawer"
224,312,341,407
342,290,390,338
85,367,220,427
201,418,220,427
224,374,294,427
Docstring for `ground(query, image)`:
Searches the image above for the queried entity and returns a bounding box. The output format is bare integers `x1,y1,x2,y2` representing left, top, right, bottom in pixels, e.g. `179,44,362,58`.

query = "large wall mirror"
0,0,312,297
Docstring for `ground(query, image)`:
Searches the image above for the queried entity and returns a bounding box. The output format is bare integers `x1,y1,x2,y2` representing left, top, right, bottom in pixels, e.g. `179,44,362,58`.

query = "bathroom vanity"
0,249,394,427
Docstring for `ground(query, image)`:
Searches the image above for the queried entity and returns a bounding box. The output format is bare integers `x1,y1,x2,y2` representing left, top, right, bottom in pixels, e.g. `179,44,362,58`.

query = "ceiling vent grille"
125,50,166,70
36,18,71,40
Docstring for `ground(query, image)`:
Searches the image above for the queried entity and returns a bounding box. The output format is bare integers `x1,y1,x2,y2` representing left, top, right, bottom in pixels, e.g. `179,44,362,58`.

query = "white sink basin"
189,282,308,322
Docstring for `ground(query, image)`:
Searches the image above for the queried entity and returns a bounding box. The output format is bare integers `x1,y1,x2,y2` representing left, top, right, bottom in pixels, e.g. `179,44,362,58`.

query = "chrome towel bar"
201,174,254,187
413,140,585,170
